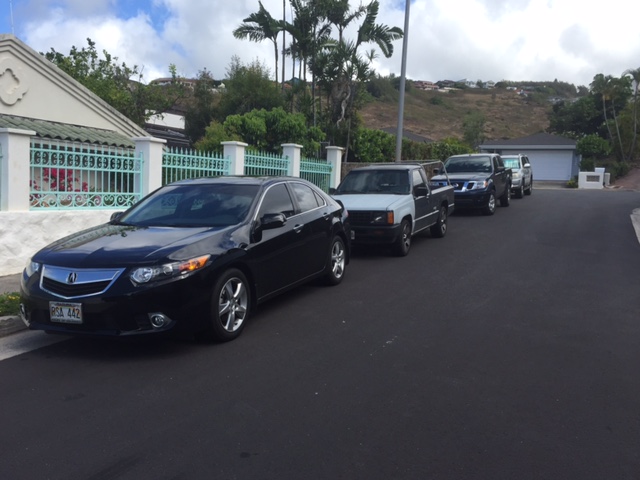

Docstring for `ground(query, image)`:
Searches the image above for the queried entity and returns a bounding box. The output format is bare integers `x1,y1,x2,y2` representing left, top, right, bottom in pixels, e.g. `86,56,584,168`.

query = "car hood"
33,222,241,268
331,193,404,210
434,173,490,182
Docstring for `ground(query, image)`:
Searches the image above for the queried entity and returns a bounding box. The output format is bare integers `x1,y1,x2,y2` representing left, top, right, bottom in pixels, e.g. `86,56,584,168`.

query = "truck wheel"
430,206,447,238
500,186,511,207
525,180,533,195
515,184,524,198
393,219,412,256
482,192,496,216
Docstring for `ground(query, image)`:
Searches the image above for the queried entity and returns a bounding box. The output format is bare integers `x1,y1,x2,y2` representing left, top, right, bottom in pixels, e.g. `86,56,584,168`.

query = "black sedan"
19,176,350,342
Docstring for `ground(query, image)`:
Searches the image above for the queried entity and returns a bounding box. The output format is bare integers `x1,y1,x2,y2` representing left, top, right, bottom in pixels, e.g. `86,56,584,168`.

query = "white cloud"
6,0,640,87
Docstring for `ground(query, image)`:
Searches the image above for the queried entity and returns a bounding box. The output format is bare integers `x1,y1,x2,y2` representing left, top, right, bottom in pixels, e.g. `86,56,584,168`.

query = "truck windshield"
445,156,492,173
336,170,410,194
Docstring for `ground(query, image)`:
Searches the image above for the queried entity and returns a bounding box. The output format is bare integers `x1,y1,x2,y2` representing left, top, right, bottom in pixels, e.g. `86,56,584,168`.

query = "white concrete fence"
0,128,344,276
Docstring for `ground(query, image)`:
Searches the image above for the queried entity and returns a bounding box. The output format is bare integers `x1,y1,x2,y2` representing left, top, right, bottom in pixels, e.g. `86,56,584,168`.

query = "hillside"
359,87,554,142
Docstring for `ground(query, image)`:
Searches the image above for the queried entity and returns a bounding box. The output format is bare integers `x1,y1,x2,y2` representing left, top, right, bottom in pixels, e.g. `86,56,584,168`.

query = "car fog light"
149,313,168,328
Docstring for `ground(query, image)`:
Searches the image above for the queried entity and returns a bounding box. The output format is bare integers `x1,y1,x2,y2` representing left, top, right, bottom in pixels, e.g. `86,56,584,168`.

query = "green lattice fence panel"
162,147,230,184
29,140,143,210
244,151,289,176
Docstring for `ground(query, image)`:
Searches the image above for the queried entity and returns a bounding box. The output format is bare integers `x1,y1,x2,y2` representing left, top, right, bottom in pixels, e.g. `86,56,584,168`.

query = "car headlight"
25,258,41,277
469,180,488,190
512,172,522,179
131,254,211,285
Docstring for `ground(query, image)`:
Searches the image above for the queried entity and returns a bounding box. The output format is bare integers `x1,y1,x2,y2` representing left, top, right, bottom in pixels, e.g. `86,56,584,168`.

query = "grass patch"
0,292,20,316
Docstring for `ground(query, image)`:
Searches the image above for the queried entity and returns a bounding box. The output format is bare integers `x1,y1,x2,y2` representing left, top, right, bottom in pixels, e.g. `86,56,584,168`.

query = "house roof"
0,114,136,147
481,132,576,150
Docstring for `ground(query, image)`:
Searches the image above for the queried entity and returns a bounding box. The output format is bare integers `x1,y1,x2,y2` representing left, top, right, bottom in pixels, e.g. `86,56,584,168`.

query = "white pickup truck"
330,162,455,256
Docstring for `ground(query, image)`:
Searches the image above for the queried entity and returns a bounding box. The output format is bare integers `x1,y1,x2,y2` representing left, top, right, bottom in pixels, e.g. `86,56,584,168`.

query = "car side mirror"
524,163,531,168
414,185,429,197
110,211,124,222
260,213,287,230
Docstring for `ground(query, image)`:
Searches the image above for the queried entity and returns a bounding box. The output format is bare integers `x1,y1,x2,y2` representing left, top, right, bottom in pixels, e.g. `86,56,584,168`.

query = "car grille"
41,266,125,299
349,211,386,226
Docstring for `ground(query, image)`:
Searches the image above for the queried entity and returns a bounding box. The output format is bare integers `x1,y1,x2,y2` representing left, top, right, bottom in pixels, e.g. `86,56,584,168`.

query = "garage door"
522,151,573,181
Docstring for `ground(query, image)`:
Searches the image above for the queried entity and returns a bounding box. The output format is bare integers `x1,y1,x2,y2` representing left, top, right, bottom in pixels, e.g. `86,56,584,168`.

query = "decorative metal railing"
162,147,230,184
29,140,143,210
300,156,332,192
244,150,289,176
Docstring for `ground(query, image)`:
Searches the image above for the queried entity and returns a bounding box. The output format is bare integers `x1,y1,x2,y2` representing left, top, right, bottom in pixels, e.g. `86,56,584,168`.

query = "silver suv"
501,154,533,198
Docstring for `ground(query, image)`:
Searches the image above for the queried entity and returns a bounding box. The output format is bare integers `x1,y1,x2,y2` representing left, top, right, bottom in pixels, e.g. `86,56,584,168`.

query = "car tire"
202,268,250,342
482,191,496,216
525,179,533,195
500,186,511,207
393,219,412,256
430,205,448,238
324,236,346,285
515,184,524,198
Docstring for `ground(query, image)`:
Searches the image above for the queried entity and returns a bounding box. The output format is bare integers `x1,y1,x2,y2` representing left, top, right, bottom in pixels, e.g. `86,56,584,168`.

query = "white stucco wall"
0,210,116,276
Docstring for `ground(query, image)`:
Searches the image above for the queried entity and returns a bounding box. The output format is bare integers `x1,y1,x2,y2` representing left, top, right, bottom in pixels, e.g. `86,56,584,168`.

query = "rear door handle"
293,224,304,233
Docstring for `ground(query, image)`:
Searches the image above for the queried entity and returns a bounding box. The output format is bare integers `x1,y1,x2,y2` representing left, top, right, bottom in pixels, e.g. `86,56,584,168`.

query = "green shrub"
566,177,579,188
0,292,20,316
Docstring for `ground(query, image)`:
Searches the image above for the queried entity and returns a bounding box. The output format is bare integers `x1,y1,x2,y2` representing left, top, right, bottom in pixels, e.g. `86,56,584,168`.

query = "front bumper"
20,268,212,337
350,223,403,245
453,190,493,209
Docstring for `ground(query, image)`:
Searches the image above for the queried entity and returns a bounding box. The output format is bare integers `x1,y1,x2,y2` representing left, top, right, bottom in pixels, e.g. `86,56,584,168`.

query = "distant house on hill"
480,132,579,181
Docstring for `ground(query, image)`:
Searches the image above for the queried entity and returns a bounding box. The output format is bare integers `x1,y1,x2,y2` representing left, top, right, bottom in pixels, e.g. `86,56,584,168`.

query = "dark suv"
433,153,512,215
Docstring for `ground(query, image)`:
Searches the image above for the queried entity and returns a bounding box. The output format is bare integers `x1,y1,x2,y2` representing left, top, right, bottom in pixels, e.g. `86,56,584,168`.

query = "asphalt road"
1,188,639,479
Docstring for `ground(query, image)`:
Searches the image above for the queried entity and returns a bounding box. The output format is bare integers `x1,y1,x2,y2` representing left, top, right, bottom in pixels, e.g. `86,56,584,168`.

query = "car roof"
447,154,495,159
347,164,418,172
170,176,306,187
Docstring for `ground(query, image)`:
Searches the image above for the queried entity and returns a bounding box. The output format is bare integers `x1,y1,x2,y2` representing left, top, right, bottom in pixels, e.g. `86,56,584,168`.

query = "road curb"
0,316,26,337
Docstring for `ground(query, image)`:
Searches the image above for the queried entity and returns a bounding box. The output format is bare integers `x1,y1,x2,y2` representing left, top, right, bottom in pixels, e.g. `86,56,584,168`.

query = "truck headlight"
370,212,394,225
469,180,488,190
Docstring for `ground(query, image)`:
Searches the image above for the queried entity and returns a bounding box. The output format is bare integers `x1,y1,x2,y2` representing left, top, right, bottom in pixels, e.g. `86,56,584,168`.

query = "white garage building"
480,133,580,181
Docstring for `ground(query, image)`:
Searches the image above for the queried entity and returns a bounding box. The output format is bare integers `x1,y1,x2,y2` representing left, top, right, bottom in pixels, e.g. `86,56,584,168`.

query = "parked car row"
19,154,533,343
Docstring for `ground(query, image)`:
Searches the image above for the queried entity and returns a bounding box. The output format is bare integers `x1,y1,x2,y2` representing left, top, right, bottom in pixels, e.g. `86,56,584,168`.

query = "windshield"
336,169,410,194
502,158,521,169
444,156,492,173
116,184,259,227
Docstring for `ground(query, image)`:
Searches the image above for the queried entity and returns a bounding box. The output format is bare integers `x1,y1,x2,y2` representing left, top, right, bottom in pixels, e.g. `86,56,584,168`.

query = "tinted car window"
412,169,425,187
290,182,321,212
445,156,492,173
258,183,295,218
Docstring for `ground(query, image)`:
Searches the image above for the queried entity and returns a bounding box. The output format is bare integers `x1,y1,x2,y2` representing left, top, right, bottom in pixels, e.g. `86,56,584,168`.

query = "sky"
2,0,640,88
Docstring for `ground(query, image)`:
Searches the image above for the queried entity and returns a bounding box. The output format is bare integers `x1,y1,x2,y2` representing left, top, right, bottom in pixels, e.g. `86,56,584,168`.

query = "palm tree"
622,67,640,160
233,1,283,87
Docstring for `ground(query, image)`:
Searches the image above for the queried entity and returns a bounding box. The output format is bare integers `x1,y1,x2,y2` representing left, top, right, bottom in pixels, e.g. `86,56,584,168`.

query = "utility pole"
395,0,411,163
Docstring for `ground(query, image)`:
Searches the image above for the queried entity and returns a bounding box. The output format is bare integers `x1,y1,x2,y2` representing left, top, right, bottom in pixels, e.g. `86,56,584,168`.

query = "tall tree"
233,1,283,87
622,67,640,160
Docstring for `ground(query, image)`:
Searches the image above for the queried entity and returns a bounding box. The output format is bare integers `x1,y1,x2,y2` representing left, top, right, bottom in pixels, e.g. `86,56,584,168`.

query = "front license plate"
49,302,83,324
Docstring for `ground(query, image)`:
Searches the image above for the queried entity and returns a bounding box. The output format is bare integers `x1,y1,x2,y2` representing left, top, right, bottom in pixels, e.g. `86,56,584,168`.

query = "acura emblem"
67,272,78,284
